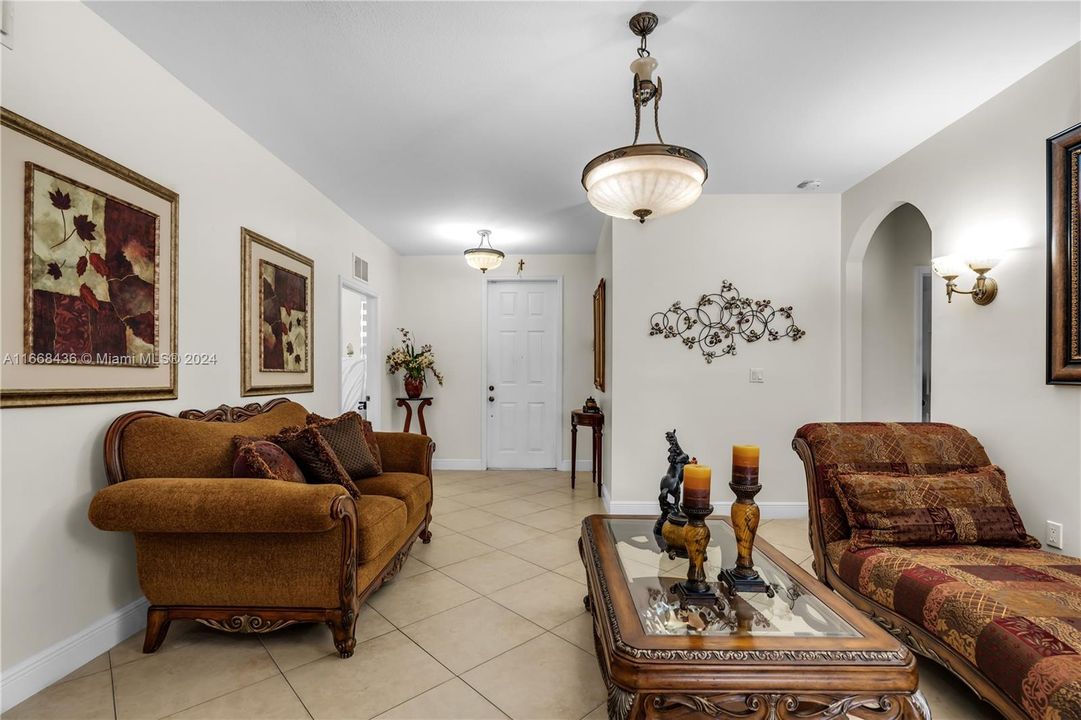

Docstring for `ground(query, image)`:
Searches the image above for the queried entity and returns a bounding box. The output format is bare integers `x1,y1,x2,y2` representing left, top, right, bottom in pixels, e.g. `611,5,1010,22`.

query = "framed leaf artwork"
1048,122,1081,384
241,227,314,396
1,108,179,407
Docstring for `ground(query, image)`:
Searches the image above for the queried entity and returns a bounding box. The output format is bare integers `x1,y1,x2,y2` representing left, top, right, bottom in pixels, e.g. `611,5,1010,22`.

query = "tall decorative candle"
682,464,711,508
732,445,760,486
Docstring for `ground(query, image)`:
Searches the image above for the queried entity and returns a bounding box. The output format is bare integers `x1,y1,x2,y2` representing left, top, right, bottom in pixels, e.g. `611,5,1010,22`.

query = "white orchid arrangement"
385,328,445,385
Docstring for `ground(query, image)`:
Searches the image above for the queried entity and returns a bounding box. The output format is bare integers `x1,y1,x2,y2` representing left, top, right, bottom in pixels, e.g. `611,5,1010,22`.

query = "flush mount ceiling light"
464,229,504,273
581,12,708,224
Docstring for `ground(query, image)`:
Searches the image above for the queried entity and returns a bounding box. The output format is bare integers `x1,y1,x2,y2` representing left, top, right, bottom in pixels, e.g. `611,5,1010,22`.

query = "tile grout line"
109,646,118,720
150,664,283,720
433,558,589,646
258,635,316,720
450,630,596,719
374,529,591,691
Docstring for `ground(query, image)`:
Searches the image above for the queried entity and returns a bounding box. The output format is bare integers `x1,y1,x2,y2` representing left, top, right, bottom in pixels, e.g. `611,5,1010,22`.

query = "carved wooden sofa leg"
143,607,171,654
420,502,433,544
420,444,435,544
329,608,358,659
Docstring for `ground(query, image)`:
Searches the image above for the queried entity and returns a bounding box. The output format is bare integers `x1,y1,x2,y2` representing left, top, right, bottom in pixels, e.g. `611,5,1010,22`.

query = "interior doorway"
860,204,932,422
483,278,562,469
339,277,380,427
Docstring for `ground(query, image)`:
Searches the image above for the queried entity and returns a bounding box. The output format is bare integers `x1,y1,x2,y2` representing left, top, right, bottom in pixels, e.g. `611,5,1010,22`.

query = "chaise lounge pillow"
268,426,363,499
231,437,307,484
307,411,382,474
832,465,1041,552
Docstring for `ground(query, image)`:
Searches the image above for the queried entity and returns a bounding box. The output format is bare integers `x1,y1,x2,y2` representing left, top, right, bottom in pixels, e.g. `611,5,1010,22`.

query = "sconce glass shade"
932,255,968,280
582,145,708,223
966,255,1002,274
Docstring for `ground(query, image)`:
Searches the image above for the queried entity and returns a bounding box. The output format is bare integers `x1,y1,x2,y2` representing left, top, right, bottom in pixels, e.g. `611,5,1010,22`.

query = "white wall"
393,255,595,468
0,0,400,691
842,43,1081,553
861,204,931,421
608,195,842,513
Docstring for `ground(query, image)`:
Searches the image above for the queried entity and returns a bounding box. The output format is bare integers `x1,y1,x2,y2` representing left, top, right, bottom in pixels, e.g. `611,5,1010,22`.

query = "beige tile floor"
6,470,1004,720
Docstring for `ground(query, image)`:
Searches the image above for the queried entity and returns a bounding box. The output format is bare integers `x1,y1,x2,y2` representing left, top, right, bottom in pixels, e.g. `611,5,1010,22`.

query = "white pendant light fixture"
582,12,708,223
463,229,504,273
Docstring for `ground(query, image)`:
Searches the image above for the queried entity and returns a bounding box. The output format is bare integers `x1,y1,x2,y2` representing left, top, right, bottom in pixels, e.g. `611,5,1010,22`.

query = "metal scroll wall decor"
649,280,805,363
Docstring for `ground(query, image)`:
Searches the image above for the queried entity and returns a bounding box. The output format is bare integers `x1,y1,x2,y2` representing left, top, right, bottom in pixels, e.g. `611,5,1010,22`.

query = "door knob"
488,396,495,402
488,385,494,391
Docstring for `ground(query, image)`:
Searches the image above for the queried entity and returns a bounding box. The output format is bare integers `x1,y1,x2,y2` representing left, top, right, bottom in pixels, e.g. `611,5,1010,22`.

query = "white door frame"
338,275,382,429
480,276,564,470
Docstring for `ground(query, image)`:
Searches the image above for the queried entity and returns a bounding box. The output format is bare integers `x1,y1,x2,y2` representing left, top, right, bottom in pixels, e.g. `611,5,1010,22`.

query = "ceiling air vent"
352,254,369,283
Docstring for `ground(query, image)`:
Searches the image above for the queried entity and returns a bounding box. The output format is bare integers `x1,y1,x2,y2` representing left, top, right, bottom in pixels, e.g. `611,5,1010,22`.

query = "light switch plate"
749,368,765,383
1048,521,1064,549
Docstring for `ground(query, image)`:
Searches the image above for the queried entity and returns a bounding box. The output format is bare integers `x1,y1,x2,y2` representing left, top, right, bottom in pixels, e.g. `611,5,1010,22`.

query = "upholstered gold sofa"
89,398,434,659
793,422,1081,720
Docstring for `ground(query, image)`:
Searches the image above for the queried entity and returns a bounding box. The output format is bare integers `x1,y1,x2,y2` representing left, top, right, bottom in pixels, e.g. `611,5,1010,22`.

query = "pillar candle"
732,445,760,486
683,464,711,508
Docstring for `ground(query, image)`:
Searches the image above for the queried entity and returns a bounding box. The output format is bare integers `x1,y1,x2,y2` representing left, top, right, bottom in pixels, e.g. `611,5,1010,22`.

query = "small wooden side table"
571,409,604,497
396,397,433,435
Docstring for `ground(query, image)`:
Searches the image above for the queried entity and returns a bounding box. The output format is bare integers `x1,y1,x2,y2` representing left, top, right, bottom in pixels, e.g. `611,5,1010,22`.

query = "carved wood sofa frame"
103,398,435,659
792,436,1028,720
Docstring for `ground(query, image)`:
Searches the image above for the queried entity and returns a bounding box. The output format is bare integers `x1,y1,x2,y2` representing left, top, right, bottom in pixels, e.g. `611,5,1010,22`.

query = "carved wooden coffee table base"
594,660,931,720
580,516,930,720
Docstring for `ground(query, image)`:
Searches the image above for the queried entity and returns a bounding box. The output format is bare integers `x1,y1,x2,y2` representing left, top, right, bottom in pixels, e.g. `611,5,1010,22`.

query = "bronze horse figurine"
658,429,691,520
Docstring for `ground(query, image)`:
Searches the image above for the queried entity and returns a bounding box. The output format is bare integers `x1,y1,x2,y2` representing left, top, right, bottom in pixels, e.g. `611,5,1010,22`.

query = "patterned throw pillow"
304,413,381,481
231,438,307,484
832,466,1041,552
307,412,382,473
270,426,362,499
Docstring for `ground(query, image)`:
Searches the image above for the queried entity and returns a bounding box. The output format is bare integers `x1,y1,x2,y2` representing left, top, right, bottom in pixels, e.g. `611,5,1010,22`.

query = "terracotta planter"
404,377,424,399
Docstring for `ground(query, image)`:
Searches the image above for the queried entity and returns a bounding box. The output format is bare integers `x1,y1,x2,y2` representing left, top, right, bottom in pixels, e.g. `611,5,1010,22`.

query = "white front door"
486,280,560,469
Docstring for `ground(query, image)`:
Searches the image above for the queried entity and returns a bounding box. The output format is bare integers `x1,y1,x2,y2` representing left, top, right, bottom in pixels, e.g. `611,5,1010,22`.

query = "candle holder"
673,503,718,604
659,510,688,559
719,481,775,597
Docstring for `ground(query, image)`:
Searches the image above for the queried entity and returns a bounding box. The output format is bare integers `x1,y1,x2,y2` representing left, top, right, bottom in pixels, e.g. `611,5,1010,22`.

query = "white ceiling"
88,1,1079,255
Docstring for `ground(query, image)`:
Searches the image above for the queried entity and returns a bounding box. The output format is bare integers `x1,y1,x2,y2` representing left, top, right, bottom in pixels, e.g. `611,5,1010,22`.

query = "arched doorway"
859,204,932,421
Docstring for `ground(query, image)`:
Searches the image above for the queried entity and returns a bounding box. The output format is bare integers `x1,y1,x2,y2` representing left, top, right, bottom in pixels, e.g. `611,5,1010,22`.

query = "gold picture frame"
594,278,606,391
1,108,179,407
241,227,314,396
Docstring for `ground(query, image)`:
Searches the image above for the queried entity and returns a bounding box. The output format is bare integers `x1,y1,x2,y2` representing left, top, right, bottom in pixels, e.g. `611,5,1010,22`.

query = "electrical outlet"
749,368,765,383
1047,521,1064,550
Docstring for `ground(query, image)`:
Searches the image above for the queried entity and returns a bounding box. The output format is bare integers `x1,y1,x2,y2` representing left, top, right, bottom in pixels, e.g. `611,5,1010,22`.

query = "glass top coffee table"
579,515,929,719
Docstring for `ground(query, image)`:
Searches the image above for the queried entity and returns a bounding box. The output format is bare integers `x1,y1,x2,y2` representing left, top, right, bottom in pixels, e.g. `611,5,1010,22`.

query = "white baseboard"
1,596,148,712
433,459,593,472
603,499,657,515
604,500,808,519
432,459,486,471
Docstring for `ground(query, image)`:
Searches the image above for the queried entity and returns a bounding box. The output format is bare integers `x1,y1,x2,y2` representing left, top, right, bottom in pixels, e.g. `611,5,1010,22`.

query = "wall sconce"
931,254,1000,305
